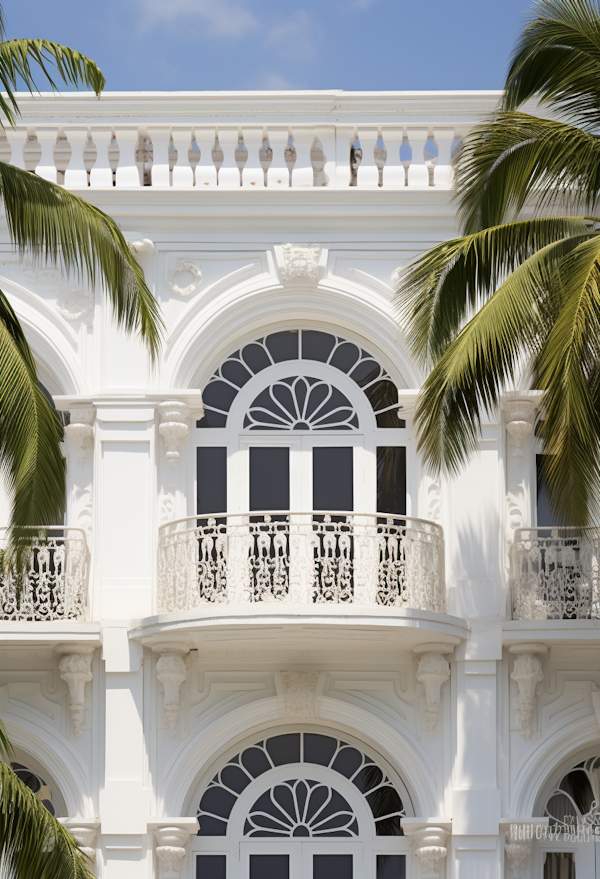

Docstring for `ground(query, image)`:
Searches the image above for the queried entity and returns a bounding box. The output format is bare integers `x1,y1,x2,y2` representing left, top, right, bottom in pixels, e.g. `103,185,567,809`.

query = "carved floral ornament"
157,400,205,466
167,258,202,296
153,642,190,737
150,821,199,879
403,824,450,879
275,243,323,285
509,642,547,739
414,642,457,736
55,644,96,738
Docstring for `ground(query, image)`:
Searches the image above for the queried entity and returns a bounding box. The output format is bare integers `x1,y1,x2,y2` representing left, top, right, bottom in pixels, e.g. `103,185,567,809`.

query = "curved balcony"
512,527,600,620
157,512,446,615
0,528,89,621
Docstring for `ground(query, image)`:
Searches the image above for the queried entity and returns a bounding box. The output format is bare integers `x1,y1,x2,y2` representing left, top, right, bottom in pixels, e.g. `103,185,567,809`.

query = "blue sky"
7,0,532,91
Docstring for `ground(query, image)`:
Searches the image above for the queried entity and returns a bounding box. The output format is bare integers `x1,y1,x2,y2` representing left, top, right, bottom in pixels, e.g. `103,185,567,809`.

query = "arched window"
191,731,412,879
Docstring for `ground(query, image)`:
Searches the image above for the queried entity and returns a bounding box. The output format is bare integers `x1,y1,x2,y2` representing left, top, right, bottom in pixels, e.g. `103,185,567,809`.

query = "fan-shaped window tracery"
198,330,404,429
197,732,406,837
544,756,600,827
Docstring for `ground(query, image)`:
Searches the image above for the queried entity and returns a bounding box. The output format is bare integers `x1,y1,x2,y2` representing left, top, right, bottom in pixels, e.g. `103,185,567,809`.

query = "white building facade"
0,90,596,879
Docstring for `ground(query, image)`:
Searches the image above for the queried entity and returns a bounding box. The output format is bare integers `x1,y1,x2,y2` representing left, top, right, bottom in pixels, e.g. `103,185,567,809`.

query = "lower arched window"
191,732,412,879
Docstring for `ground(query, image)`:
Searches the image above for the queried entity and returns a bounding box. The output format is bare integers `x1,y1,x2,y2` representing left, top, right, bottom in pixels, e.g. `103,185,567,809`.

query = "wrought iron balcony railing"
512,527,600,620
157,512,446,615
0,528,90,621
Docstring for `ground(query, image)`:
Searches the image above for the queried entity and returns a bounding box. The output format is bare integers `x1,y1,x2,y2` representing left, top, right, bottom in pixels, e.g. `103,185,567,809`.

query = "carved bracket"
509,643,547,739
503,398,537,463
153,643,190,737
276,671,323,719
504,841,532,878
59,819,99,862
404,823,450,879
158,401,191,466
56,645,95,738
150,821,198,879
414,643,455,736
65,406,96,465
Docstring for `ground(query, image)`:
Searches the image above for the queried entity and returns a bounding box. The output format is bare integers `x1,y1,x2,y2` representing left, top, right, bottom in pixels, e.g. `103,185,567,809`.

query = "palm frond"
0,719,12,764
0,163,163,359
534,235,600,525
453,112,600,232
0,39,104,127
0,290,66,559
411,234,597,475
0,762,95,879
394,216,593,365
504,0,600,128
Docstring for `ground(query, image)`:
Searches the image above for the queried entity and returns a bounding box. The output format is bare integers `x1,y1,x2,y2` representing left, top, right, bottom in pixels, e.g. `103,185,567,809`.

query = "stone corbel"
403,821,450,879
414,643,456,736
149,820,199,879
153,643,190,737
56,644,95,738
502,394,541,463
509,643,547,739
275,671,324,719
157,401,194,466
59,819,100,861
125,232,155,255
65,405,96,464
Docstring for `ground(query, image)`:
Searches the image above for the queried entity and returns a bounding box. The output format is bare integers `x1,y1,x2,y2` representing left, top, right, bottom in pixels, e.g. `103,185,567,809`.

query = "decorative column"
149,820,199,879
414,643,455,736
153,643,190,737
56,645,95,737
65,405,96,464
509,643,547,739
157,401,192,466
404,822,450,879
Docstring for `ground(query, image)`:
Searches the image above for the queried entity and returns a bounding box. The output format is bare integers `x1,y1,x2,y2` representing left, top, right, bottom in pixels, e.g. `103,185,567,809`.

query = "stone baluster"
56,645,95,738
509,643,547,739
153,643,190,737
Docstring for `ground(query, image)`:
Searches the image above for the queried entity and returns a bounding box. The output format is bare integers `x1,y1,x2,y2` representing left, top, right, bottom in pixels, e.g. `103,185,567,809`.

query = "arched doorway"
189,730,412,879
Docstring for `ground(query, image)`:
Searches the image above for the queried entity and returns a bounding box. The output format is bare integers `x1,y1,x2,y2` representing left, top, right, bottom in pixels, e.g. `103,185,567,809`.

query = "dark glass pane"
197,447,227,515
377,855,406,879
241,746,272,777
250,447,289,511
350,359,380,387
365,381,404,428
197,815,227,836
199,786,237,819
313,854,352,879
544,852,575,879
242,342,272,374
332,746,363,779
377,448,406,516
266,331,299,362
196,855,226,879
197,410,227,429
220,763,251,795
304,733,338,767
313,447,353,511
266,734,301,766
302,330,336,362
250,855,289,879
560,768,594,816
537,454,563,526
354,764,383,794
221,358,252,388
203,380,238,413
330,342,361,374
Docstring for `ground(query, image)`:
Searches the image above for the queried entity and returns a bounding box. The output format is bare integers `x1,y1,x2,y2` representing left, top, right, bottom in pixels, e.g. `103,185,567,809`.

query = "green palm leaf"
0,38,104,127
0,163,163,360
504,0,600,128
396,217,592,364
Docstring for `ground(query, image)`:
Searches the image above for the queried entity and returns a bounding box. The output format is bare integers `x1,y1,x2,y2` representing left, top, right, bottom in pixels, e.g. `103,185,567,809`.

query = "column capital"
403,821,451,879
149,821,199,879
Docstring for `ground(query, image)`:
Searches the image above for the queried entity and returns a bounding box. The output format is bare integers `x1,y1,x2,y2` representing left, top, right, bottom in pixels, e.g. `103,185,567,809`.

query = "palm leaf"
504,0,600,128
453,113,600,232
0,719,12,764
0,762,95,879
534,235,600,525
0,290,65,559
0,163,163,359
0,39,104,127
412,234,598,475
395,217,593,365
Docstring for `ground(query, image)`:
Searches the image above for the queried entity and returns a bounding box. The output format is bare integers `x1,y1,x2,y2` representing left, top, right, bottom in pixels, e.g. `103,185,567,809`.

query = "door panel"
313,854,353,879
249,854,290,879
249,447,290,511
197,447,227,515
196,854,227,879
312,447,354,511
376,447,406,516
376,855,406,879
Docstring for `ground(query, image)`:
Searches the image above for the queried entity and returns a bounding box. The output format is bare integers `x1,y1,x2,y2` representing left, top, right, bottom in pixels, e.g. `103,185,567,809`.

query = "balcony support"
56,644,95,738
153,642,189,737
509,643,547,739
414,643,455,736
